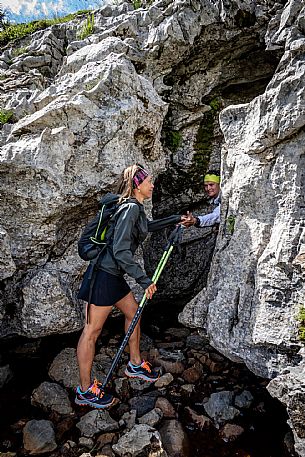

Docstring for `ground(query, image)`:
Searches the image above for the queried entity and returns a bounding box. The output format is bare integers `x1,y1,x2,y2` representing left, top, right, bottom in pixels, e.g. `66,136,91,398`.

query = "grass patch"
298,306,305,342
0,10,91,47
0,109,13,125
165,130,182,152
77,12,94,40
226,215,236,235
132,0,142,8
84,81,98,91
12,46,28,57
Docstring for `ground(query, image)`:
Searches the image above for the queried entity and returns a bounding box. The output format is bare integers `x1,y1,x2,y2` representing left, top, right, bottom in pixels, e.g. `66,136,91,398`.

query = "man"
186,170,221,227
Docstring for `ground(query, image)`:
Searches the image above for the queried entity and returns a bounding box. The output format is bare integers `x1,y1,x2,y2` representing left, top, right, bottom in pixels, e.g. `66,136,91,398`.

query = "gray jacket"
99,198,181,289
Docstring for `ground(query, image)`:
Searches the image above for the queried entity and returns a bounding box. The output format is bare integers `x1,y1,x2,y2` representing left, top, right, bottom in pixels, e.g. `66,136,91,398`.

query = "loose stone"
112,424,166,457
155,397,176,418
138,408,163,427
155,372,174,388
159,419,190,457
76,410,119,437
31,381,73,415
219,423,245,441
23,419,57,454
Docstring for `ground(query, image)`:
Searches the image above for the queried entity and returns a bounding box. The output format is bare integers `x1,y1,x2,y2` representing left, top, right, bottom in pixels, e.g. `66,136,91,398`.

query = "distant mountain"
2,0,103,23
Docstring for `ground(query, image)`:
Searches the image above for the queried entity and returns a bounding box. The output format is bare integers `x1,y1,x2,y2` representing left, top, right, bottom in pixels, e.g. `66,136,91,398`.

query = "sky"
1,0,107,23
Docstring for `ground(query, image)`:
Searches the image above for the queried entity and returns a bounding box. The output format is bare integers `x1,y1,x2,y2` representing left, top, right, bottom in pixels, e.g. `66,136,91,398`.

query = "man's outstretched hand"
180,211,196,227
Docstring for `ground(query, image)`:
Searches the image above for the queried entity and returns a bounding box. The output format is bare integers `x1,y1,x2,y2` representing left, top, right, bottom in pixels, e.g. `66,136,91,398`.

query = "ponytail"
115,164,139,203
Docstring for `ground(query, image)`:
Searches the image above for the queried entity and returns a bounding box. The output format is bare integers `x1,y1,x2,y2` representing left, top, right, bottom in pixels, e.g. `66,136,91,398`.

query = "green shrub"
77,13,94,40
0,10,91,47
0,109,13,125
132,0,142,8
209,97,221,113
165,130,182,152
226,215,236,235
12,46,28,57
298,306,305,342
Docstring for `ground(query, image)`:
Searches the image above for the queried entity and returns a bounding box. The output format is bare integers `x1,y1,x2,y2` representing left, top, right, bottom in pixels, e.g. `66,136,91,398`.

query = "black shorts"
77,265,131,307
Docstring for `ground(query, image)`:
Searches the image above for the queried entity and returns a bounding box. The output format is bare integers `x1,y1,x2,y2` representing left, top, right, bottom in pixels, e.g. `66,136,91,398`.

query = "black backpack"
78,193,120,261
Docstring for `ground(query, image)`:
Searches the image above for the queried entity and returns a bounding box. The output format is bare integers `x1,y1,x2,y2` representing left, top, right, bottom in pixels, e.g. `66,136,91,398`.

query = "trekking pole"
100,224,184,390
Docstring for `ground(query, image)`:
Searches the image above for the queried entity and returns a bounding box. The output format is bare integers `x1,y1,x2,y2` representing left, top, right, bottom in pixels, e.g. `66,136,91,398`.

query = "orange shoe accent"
141,361,152,373
90,379,104,397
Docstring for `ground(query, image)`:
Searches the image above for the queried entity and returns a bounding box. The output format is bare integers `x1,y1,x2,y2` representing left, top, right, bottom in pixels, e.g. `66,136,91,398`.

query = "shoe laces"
89,378,104,398
141,360,152,373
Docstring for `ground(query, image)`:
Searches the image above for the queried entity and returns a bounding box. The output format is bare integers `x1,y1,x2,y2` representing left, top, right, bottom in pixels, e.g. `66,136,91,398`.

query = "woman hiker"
76,164,188,409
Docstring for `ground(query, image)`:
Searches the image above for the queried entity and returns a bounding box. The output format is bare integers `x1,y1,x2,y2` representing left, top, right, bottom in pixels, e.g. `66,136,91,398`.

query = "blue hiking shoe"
75,379,114,409
124,360,159,382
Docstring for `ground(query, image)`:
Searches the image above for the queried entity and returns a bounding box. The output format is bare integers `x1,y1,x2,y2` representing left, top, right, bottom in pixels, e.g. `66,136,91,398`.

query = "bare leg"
115,292,141,366
77,304,112,391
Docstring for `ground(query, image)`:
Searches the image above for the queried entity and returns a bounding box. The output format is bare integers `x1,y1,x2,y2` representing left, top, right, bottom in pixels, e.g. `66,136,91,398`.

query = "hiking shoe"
125,360,159,382
75,379,114,409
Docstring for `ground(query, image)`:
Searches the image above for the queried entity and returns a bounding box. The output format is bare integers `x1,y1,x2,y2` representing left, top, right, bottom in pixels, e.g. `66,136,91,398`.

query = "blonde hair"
116,164,139,203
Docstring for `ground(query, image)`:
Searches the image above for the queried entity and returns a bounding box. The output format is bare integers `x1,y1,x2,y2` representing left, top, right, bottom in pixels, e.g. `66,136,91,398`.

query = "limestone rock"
154,349,185,375
114,377,130,400
138,408,163,427
159,419,190,457
112,424,167,457
204,391,240,426
31,382,73,415
155,373,174,388
96,432,116,447
78,437,94,449
121,410,137,431
182,366,201,383
0,27,167,338
219,423,244,441
0,364,13,388
165,327,190,339
23,419,57,454
185,407,212,430
76,410,119,437
181,384,194,395
267,355,305,457
48,348,105,389
128,391,160,417
0,227,16,281
155,397,176,418
234,390,254,409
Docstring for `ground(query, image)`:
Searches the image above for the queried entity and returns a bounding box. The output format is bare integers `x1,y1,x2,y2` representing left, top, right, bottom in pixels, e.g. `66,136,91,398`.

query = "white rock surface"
112,423,167,457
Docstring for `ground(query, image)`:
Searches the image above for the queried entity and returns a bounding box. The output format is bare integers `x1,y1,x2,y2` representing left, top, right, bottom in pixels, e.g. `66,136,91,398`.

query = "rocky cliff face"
1,0,304,454
178,1,305,454
0,0,277,337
